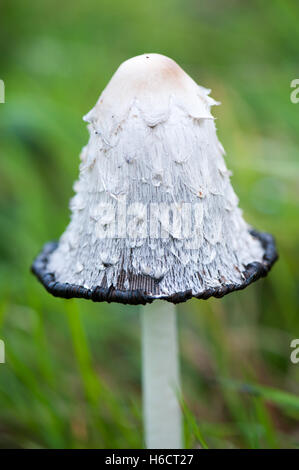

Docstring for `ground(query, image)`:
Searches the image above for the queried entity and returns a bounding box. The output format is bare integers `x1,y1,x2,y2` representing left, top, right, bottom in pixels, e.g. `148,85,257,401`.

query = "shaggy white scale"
47,54,264,298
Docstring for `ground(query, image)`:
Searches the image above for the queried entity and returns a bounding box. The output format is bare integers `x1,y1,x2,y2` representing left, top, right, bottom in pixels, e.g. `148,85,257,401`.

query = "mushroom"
32,53,278,449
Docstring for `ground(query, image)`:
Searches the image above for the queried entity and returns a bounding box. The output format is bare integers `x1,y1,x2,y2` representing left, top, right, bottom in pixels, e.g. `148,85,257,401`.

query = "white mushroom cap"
44,53,271,303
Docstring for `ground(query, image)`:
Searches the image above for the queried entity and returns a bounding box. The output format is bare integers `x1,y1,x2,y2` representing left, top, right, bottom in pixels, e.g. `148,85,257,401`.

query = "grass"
0,0,298,448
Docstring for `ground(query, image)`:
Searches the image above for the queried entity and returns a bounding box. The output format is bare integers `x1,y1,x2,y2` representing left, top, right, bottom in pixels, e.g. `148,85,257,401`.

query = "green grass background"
0,0,298,448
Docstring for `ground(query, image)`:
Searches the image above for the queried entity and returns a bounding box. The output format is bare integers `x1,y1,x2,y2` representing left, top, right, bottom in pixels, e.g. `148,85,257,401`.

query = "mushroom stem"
141,301,182,449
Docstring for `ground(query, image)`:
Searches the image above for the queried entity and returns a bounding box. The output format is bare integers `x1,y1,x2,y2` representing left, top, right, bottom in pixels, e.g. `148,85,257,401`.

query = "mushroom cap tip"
85,53,216,124
119,53,181,73
111,53,190,92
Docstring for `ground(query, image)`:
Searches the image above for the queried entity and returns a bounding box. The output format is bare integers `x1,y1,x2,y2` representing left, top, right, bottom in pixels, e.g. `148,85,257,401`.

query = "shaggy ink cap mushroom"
32,54,278,305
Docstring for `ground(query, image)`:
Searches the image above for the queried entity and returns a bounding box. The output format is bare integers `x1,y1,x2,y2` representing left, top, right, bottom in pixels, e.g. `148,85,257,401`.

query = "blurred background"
0,0,298,449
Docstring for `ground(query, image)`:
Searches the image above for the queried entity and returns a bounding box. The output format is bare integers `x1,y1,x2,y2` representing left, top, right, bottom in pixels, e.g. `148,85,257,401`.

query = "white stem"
141,301,182,449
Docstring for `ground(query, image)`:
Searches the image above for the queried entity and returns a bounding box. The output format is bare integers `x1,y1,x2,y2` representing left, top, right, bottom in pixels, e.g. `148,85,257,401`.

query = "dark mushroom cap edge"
31,229,278,305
